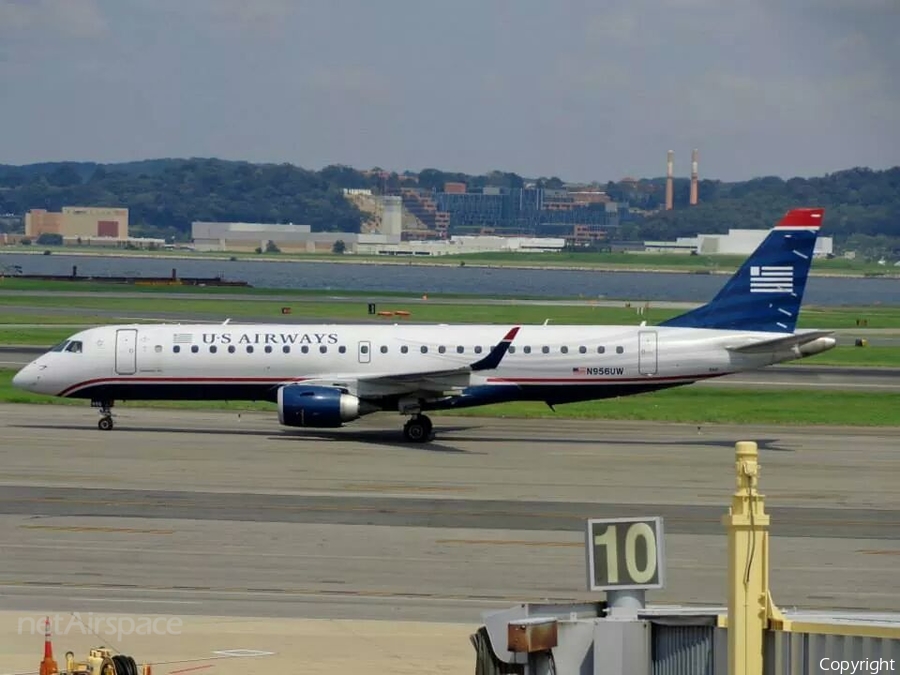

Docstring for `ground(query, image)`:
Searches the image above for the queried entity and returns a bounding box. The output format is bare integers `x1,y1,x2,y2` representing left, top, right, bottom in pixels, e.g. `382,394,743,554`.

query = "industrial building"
191,195,405,253
354,235,566,256
644,228,834,257
191,217,566,257
25,206,129,240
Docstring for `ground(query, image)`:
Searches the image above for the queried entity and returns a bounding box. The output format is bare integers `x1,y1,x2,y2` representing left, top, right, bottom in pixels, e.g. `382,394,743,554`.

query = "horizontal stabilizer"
726,330,835,354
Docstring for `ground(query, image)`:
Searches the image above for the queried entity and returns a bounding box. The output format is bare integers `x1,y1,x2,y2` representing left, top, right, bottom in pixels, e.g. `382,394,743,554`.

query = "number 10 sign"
585,517,666,591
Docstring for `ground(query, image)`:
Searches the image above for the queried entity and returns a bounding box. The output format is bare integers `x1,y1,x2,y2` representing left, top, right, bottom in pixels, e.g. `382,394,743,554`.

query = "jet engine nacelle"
277,385,363,428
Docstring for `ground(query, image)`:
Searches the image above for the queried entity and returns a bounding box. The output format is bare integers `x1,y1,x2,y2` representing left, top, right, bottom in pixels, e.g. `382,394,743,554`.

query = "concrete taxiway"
1,405,898,671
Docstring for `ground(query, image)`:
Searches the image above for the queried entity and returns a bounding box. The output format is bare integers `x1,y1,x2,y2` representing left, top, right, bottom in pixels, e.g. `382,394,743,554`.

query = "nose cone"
12,363,38,392
12,366,26,389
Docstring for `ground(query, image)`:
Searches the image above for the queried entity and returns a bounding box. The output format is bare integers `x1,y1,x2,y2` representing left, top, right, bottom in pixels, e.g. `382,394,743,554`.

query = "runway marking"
342,483,471,493
857,549,900,555
0,581,567,605
3,496,890,531
212,650,275,657
437,538,582,548
169,666,214,674
74,597,202,604
19,525,174,535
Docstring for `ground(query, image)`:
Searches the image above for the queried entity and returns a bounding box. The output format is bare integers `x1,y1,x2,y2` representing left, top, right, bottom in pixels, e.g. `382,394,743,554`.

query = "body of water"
1,252,898,306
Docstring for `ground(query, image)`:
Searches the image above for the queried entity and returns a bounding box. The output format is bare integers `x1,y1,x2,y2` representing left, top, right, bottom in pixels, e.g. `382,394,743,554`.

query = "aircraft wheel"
403,416,432,443
98,416,114,431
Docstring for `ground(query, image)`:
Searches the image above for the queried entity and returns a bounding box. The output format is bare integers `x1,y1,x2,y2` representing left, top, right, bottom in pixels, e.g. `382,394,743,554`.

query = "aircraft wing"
725,330,835,354
294,326,521,396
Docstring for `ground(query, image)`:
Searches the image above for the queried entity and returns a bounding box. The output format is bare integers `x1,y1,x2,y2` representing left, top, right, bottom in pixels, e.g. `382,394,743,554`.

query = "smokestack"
689,148,699,206
665,150,674,210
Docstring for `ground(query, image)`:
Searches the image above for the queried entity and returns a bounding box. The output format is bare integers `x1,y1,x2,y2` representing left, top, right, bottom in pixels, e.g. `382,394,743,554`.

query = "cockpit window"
49,341,69,352
65,341,83,353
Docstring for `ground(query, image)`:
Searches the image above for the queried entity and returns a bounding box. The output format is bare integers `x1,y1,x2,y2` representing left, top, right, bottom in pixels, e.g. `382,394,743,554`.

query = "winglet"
470,326,520,371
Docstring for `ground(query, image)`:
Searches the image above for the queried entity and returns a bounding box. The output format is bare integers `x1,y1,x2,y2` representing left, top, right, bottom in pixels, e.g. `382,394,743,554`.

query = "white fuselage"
13,322,808,409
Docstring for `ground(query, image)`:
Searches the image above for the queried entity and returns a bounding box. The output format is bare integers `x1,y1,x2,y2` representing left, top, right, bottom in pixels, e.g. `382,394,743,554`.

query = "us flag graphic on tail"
749,265,793,293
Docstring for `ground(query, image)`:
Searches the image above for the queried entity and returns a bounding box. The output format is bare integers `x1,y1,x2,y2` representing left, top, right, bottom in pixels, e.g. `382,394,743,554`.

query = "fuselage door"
115,329,138,375
358,340,371,364
638,330,658,376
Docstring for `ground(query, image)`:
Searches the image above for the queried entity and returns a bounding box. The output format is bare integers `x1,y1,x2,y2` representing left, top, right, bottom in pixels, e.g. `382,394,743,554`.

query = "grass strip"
0,369,896,426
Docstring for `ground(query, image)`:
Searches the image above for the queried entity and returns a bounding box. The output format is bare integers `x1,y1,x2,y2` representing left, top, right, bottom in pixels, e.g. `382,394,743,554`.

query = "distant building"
193,194,405,253
644,228,833,258
25,206,129,239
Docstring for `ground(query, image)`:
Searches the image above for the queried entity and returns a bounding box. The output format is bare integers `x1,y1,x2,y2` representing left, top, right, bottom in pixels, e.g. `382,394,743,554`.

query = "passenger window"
265,345,273,354
560,346,568,354
598,346,605,354
579,346,587,354
420,346,428,354
210,346,217,354
508,346,516,354
301,345,309,354
401,346,409,354
438,346,446,354
359,345,367,354
523,346,531,354
191,345,199,353
616,346,624,354
173,346,181,354
340,346,348,354
283,346,291,354
320,346,327,353
380,346,388,354
456,346,464,353
228,345,235,354
474,346,483,354
246,346,254,353
541,346,549,354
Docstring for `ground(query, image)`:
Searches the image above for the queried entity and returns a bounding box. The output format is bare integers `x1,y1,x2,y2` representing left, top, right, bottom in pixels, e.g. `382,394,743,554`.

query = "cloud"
0,0,107,38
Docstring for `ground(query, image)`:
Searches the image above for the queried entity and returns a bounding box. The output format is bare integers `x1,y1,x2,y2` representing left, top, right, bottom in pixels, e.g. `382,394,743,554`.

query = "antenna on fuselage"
543,319,550,325
222,318,231,325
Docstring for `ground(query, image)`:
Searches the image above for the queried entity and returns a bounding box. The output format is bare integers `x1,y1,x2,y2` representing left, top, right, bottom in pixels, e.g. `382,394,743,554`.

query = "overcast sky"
1,0,897,182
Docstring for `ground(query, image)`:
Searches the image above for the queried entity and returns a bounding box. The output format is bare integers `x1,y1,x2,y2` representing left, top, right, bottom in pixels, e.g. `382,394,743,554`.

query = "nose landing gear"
92,400,115,431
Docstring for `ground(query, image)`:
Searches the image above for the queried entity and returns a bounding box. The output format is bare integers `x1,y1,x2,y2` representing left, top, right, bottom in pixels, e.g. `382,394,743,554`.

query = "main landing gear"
402,414,433,443
93,400,115,431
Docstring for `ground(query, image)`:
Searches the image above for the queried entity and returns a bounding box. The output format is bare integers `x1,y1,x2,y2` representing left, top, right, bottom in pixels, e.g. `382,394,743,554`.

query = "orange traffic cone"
39,617,58,675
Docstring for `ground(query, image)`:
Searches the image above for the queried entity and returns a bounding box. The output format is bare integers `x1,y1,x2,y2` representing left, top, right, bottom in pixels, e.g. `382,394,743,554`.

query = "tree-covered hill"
615,167,900,244
0,158,367,238
0,160,897,252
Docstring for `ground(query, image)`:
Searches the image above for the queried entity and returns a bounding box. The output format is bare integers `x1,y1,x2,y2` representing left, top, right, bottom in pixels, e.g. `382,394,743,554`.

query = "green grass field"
0,368,895,426
3,290,900,327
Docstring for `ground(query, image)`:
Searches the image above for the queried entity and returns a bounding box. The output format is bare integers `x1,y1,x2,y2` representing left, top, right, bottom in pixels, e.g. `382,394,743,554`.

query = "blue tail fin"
659,208,824,333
